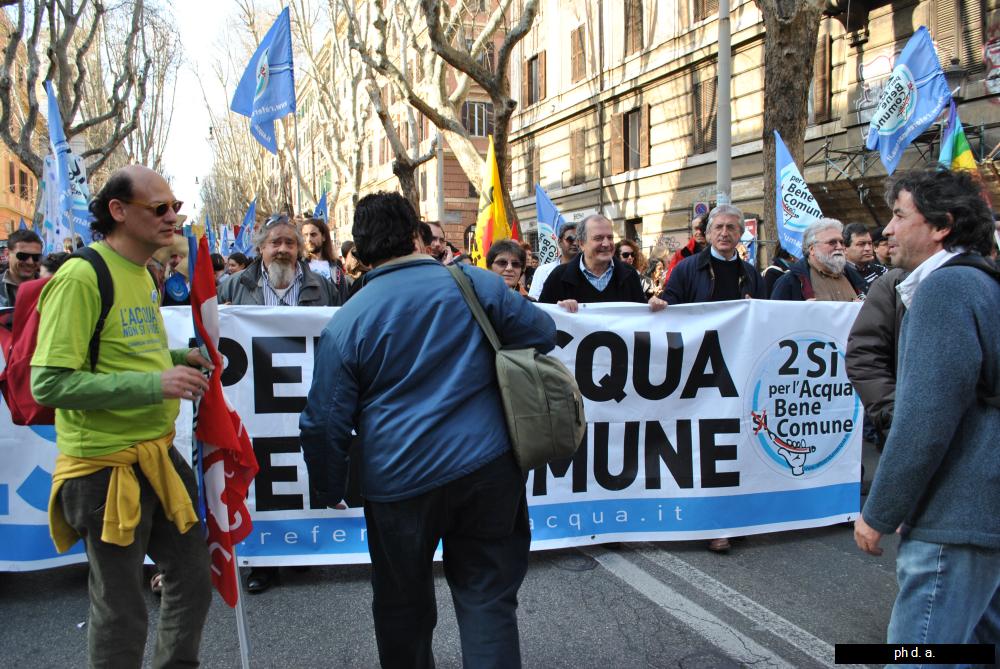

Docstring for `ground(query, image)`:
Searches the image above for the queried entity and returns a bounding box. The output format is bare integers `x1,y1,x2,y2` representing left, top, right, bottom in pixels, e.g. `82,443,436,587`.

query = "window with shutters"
523,52,546,106
692,68,717,154
611,106,650,175
524,140,539,194
570,128,587,185
932,0,984,75
810,25,833,125
571,26,586,82
18,170,27,199
694,0,719,23
625,109,642,170
462,101,495,137
624,0,643,56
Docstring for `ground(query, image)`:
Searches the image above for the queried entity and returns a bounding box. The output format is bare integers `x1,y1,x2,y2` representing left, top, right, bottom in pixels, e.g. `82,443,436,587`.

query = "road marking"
584,547,796,669
634,543,865,669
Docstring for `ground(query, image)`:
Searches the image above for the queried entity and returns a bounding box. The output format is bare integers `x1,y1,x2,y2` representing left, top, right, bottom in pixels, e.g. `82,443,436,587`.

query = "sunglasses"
620,252,635,259
15,251,41,262
561,235,577,243
492,259,523,270
124,199,184,217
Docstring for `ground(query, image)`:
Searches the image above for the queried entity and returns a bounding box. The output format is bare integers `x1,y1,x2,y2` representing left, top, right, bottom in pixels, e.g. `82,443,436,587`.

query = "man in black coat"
661,204,766,305
538,214,666,312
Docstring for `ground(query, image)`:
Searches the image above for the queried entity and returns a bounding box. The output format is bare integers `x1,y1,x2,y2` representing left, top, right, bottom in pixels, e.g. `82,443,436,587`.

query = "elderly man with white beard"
218,214,341,594
218,215,342,308
771,218,867,302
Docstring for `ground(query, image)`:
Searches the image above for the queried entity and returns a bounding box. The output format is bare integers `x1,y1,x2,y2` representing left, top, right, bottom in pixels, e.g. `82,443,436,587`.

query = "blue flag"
235,200,257,255
221,225,231,254
865,26,951,175
313,191,327,221
774,130,823,259
18,218,26,230
206,215,217,254
43,81,93,253
231,7,296,155
534,185,564,265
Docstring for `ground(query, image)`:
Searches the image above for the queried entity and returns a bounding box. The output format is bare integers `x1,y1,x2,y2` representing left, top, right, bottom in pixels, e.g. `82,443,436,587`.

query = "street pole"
716,0,732,205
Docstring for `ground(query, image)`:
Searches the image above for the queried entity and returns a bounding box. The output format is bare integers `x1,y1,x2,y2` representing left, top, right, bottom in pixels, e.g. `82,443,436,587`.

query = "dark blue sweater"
862,265,1000,548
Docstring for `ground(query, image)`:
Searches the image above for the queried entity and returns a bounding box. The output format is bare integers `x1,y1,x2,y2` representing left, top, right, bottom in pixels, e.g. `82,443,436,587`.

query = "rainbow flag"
470,136,515,267
938,100,976,171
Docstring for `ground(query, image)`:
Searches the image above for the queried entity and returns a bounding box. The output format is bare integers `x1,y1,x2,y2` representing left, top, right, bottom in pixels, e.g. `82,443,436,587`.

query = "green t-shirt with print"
32,243,179,457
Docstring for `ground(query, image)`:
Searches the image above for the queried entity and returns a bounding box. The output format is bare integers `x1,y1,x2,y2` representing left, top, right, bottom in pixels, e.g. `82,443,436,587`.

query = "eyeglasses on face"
15,251,41,262
123,199,183,217
492,258,523,270
561,234,577,244
816,238,846,248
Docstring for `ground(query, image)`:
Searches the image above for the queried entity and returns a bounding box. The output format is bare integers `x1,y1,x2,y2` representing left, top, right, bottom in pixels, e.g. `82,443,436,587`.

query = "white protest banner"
0,301,862,570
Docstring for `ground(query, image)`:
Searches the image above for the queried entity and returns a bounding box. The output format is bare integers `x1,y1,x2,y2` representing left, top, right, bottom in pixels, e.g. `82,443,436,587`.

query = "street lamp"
942,57,968,102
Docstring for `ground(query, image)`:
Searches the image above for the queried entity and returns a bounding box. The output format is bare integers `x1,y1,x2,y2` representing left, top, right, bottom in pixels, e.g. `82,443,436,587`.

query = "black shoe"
246,567,278,594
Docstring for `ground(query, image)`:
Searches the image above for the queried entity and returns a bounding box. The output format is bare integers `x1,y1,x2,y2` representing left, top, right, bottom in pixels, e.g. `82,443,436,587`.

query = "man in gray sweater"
854,167,1000,656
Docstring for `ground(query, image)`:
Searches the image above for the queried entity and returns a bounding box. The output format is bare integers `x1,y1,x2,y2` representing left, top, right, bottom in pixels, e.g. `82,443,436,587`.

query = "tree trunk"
393,160,421,213
760,0,825,259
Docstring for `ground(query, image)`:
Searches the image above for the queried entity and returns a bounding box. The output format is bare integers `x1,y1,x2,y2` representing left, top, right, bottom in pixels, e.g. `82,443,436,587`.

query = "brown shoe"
707,538,731,553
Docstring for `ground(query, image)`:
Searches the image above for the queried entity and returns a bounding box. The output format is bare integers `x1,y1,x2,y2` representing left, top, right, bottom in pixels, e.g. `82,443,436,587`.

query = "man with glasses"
528,222,580,299
843,222,887,294
0,228,43,308
772,218,866,301
30,165,214,667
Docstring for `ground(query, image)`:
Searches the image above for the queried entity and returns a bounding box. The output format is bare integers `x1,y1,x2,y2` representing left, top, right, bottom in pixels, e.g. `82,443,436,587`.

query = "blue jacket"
660,247,765,304
862,264,1000,548
299,254,556,504
771,258,866,301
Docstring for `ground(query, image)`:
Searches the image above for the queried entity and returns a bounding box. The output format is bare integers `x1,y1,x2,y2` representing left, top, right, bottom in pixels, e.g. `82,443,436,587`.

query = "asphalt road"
1,447,895,668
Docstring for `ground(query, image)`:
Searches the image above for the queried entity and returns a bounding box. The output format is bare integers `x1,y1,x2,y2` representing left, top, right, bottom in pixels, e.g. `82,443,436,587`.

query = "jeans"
888,537,1000,668
59,447,212,669
363,451,530,669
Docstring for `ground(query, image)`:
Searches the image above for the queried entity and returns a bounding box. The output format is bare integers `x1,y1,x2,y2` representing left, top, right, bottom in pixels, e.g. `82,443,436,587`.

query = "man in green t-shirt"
31,165,215,668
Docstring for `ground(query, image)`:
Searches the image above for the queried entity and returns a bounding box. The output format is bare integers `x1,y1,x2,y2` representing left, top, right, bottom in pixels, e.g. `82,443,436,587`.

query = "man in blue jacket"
854,167,1000,658
300,191,556,669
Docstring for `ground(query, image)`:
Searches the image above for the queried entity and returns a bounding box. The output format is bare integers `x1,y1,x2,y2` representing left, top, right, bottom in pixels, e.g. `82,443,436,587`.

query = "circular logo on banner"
745,334,861,478
870,65,917,136
254,47,271,100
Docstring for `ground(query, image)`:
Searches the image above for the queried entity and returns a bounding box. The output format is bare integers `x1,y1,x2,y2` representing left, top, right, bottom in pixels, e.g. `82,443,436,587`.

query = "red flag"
190,235,259,607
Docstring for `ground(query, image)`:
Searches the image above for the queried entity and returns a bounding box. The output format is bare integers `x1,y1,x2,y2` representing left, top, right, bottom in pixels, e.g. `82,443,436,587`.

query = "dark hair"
772,243,795,263
558,222,578,240
486,239,526,267
871,226,887,245
340,240,355,259
210,253,226,272
89,170,134,238
885,167,994,255
842,222,870,248
40,251,71,274
694,215,708,235
352,192,419,265
418,222,434,246
8,228,42,248
301,218,337,263
227,252,250,269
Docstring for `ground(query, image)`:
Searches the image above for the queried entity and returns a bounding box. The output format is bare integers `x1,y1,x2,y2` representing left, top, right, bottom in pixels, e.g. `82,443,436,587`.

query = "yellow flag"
470,136,514,268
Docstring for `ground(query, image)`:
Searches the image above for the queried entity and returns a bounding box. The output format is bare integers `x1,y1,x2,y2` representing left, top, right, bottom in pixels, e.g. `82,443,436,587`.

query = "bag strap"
72,247,114,373
446,265,501,353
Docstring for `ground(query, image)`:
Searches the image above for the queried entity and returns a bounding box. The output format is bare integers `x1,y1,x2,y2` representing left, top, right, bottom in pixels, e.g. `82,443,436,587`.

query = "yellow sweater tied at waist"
48,432,199,553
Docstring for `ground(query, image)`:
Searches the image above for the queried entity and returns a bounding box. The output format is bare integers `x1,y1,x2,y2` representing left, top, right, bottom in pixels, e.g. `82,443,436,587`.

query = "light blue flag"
221,225,231,254
774,130,823,259
235,200,257,256
534,185,564,265
313,191,327,221
44,80,92,249
18,218,26,230
865,26,951,175
231,7,296,155
206,215,217,254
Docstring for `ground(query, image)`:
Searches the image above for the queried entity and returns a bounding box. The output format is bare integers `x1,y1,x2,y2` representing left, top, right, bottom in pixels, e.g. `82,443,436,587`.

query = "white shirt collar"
710,247,739,262
896,247,963,309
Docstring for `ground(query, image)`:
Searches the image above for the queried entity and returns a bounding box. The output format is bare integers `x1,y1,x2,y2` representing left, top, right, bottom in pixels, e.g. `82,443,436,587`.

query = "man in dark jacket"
538,214,666,312
217,215,342,308
0,228,43,308
301,191,556,667
771,218,866,301
661,204,765,305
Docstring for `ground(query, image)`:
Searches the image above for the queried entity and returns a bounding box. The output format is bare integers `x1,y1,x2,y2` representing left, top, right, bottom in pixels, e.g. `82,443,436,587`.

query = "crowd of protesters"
2,163,999,669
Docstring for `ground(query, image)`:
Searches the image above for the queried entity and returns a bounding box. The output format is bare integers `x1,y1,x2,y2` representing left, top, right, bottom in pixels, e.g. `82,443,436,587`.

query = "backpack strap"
446,265,502,353
72,247,114,373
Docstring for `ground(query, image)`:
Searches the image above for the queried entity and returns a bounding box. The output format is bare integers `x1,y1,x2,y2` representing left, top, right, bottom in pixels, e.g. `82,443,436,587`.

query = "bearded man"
771,218,866,301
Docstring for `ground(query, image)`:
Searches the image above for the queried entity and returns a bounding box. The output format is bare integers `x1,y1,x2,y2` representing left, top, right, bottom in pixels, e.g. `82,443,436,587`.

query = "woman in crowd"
615,239,652,296
645,258,665,298
226,252,251,275
487,239,531,299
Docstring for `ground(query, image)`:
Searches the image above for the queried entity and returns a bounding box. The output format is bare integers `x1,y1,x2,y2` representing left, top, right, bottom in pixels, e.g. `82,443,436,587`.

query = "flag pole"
232,547,252,669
